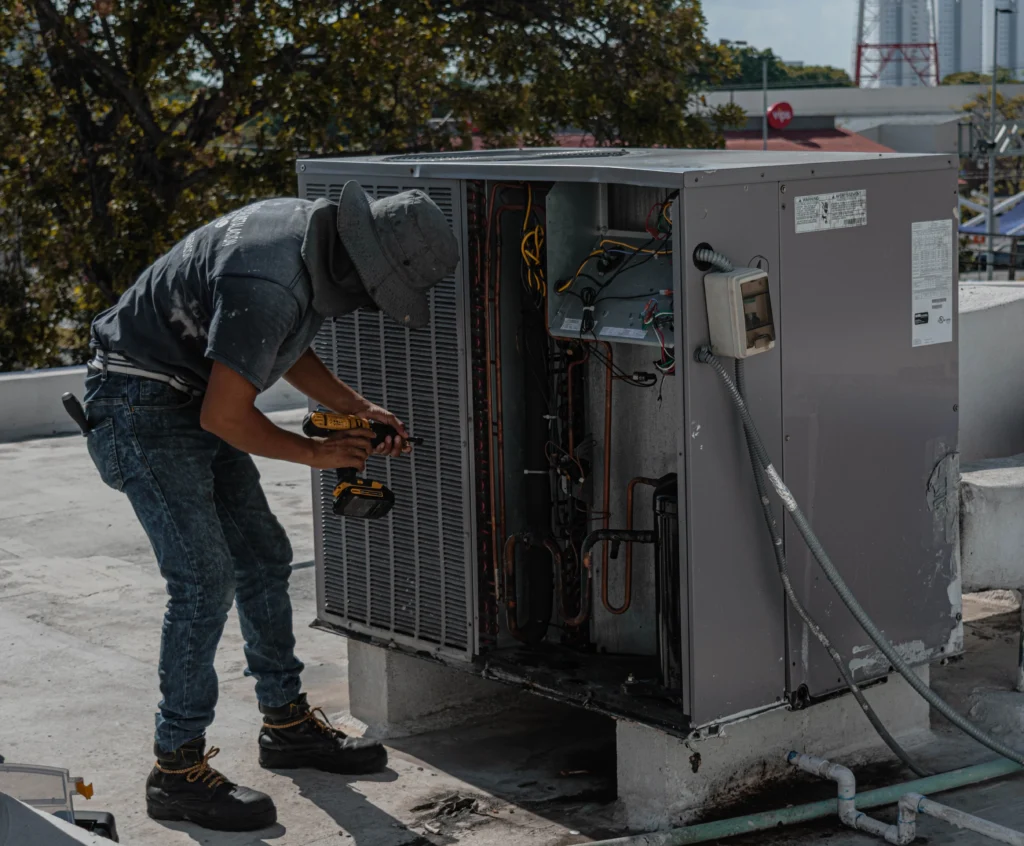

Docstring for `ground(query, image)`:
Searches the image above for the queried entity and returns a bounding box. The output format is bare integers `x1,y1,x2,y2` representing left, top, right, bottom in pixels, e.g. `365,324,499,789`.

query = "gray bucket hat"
335,182,460,329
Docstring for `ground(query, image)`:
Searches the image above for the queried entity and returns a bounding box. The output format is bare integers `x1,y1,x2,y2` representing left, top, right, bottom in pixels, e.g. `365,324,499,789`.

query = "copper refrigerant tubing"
566,346,589,456
504,534,569,637
483,183,522,601
599,341,613,602
562,539,593,628
601,476,661,615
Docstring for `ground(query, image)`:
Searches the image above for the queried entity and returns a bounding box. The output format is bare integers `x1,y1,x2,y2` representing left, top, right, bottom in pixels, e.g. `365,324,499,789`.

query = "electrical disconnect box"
299,149,961,734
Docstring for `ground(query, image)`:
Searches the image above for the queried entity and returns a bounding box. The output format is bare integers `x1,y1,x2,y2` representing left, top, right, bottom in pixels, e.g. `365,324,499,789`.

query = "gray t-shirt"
90,198,327,392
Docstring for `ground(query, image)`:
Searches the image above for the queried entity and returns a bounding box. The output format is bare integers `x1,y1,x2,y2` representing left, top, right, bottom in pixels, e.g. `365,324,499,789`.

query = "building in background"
938,0,985,78
878,0,937,86
982,0,1024,77
857,0,940,86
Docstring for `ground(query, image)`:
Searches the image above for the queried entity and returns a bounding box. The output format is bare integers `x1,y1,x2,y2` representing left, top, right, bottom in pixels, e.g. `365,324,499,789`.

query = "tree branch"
32,0,166,146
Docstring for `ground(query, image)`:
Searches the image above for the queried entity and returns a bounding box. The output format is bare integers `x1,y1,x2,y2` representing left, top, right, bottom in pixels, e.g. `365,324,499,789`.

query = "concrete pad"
6,410,1024,845
347,640,512,738
961,454,1024,592
959,285,1024,463
616,667,931,831
0,411,617,846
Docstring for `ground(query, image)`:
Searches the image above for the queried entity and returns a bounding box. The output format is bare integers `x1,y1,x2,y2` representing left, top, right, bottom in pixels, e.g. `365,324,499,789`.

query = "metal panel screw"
956,612,963,621
300,164,306,172
780,184,787,193
953,404,958,412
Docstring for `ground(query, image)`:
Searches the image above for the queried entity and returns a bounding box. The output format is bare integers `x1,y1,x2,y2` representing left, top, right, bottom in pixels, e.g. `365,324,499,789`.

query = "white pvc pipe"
900,793,1024,845
789,753,908,845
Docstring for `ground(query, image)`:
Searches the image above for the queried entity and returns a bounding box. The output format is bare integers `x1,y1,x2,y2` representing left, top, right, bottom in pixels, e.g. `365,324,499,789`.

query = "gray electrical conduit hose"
697,345,1024,768
697,245,925,776
734,360,927,777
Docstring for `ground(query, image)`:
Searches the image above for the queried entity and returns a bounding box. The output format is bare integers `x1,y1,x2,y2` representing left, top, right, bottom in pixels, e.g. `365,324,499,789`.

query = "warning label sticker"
795,189,867,234
911,219,954,347
560,317,583,332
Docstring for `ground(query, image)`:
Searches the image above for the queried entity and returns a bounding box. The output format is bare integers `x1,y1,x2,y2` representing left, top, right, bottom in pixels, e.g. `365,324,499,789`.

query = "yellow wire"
599,239,672,255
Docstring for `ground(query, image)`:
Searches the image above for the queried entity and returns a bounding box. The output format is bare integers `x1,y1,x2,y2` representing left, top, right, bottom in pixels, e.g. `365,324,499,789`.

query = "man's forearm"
284,349,368,413
206,402,318,465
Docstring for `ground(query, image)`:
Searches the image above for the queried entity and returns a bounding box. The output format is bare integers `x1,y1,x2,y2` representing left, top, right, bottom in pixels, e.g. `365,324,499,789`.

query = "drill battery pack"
303,408,422,521
332,470,395,520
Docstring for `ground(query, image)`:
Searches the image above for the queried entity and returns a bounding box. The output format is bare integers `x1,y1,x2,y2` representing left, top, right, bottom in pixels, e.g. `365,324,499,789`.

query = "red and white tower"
855,0,940,87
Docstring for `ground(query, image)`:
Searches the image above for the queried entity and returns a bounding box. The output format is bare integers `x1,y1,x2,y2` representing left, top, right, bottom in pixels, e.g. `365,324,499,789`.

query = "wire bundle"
557,237,673,295
641,298,675,374
644,198,673,240
520,185,546,297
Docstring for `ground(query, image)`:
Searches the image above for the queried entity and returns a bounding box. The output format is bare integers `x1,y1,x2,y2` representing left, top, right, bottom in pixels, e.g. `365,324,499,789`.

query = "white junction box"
704,267,776,359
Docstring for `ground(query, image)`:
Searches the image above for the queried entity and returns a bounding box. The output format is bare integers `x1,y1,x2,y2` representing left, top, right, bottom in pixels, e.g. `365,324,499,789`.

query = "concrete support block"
616,666,930,831
959,286,1024,463
961,454,1024,593
347,640,510,738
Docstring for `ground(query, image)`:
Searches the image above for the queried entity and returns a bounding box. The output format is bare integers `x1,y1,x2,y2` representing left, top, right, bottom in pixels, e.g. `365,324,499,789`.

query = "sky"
702,0,860,74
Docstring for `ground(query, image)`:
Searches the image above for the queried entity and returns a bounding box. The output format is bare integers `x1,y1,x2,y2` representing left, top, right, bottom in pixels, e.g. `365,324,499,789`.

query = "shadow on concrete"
149,819,288,845
271,768,422,846
386,696,619,841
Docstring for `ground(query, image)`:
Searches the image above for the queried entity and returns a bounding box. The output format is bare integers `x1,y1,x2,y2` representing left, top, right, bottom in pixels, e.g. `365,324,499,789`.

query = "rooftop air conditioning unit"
298,148,961,732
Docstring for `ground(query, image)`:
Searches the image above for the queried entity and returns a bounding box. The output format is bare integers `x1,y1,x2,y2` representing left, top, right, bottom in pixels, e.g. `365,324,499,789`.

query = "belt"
87,351,204,397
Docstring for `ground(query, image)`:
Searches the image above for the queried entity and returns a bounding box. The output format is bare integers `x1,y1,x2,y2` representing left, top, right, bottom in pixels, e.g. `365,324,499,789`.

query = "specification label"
911,219,954,347
599,326,647,340
795,189,867,234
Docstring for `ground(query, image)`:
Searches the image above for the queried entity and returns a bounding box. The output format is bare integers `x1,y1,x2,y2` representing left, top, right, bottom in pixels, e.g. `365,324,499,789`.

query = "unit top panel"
297,147,955,189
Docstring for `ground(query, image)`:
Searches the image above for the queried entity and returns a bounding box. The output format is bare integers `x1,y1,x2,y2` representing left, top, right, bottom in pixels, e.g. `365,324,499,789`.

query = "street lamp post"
989,5,1014,280
762,56,768,151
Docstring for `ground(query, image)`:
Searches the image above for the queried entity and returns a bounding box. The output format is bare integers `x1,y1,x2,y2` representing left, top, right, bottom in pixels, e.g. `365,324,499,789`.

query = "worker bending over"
82,183,458,832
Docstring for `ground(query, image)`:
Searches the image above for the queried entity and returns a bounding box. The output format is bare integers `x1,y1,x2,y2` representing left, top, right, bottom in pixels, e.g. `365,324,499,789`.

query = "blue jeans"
83,371,304,753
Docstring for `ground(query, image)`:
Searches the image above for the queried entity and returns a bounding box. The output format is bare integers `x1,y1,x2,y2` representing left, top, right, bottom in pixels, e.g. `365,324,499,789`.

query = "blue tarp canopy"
961,201,1024,235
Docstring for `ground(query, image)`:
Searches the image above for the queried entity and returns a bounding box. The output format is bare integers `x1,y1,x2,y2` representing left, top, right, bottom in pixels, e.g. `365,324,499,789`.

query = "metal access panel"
777,170,961,697
678,182,787,725
301,174,478,661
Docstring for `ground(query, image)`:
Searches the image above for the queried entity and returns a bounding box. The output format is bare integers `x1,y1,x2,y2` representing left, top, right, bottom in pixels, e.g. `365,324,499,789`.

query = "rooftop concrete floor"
2,409,1024,845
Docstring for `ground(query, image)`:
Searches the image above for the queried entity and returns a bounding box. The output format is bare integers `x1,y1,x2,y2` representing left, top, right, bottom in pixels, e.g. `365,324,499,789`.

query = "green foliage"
713,41,853,89
943,69,1018,85
0,0,742,370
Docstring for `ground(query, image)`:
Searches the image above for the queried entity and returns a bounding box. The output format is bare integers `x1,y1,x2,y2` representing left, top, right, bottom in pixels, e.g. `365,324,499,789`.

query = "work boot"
146,738,277,832
258,693,388,774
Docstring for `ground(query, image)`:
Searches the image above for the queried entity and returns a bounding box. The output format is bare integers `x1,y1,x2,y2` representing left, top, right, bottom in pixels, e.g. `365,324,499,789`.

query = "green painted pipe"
588,758,1022,845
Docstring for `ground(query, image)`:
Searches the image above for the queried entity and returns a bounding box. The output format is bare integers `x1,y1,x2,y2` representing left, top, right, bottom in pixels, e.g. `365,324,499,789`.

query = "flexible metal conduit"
698,346,1024,769
584,758,1022,846
693,248,734,273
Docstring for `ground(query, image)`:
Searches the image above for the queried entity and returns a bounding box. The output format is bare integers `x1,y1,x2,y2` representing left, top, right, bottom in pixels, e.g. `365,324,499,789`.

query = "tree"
713,41,853,88
943,69,1017,85
960,88,1024,193
0,0,743,370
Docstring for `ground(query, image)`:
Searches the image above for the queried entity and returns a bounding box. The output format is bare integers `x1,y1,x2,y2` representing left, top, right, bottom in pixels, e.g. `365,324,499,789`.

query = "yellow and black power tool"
302,409,423,520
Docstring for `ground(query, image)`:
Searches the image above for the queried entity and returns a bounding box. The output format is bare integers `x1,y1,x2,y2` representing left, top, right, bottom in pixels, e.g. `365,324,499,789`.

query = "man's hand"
308,430,375,471
284,350,409,458
357,401,410,458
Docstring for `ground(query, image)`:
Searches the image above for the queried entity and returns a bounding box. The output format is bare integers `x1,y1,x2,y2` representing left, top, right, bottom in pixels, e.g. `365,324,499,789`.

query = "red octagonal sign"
766,101,794,130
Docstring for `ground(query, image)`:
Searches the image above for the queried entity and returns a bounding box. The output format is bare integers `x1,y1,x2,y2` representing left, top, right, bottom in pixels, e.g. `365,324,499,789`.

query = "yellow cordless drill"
302,409,423,520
